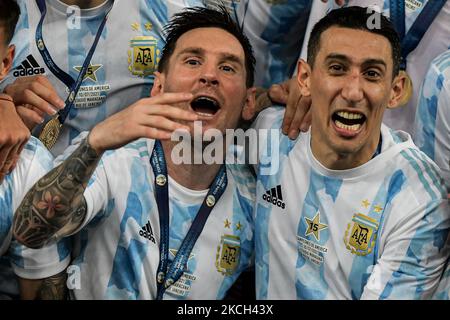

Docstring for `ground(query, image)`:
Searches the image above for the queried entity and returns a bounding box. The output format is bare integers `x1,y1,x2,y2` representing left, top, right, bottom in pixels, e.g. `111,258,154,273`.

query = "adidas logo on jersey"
13,55,45,77
139,221,155,243
262,185,285,209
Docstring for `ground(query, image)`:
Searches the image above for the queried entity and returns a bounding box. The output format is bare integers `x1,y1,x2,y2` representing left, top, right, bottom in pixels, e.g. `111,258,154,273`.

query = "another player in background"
413,50,450,193
413,49,450,300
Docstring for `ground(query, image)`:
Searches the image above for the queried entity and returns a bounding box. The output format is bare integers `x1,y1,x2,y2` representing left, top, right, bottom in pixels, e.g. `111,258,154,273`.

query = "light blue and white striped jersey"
0,137,71,298
236,0,312,87
55,132,255,300
252,107,450,300
299,0,450,134
413,50,450,300
413,50,450,191
203,0,312,88
3,0,204,156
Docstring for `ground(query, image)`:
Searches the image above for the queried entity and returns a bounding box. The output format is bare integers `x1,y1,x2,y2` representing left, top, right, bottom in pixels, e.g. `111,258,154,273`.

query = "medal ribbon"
35,0,114,125
150,140,228,300
389,0,446,70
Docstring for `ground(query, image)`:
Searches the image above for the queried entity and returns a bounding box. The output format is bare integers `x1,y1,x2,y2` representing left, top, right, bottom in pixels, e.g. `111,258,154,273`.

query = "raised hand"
4,75,65,129
88,92,198,154
269,77,312,139
0,94,30,183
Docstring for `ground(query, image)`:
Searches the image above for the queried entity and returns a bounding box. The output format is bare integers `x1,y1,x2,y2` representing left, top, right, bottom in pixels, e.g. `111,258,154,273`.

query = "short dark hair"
158,6,255,87
307,6,401,77
0,0,20,45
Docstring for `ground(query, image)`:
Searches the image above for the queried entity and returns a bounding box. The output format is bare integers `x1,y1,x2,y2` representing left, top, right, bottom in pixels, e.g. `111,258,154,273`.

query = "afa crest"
128,36,160,77
344,213,379,256
216,235,240,275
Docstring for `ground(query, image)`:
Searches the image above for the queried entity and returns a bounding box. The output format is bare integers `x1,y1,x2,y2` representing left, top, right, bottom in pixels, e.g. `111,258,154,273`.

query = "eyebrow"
325,53,387,69
177,47,244,66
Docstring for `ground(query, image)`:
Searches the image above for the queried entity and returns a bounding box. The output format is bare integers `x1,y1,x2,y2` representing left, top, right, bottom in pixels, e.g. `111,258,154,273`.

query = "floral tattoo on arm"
13,137,101,248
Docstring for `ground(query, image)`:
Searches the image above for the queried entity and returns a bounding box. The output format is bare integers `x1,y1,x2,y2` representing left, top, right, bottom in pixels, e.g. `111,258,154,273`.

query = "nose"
199,62,219,86
341,71,364,103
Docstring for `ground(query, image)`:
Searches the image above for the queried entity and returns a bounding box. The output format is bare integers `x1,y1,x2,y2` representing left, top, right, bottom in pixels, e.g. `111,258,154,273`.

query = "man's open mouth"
191,96,220,117
332,111,366,132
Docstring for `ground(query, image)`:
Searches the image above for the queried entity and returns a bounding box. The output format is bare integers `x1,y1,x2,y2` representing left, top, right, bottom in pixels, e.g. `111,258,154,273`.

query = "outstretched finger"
282,94,302,136
17,106,45,130
141,114,192,133
146,92,194,106
146,104,198,122
287,95,311,139
23,76,65,110
20,85,60,116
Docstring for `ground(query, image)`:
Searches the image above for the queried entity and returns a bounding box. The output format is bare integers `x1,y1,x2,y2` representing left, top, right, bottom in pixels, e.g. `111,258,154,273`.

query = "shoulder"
252,106,285,131
423,50,450,93
381,126,447,202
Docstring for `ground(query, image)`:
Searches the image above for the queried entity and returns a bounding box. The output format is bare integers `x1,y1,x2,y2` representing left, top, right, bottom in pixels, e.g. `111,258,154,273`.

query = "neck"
59,0,108,9
310,133,380,171
161,140,224,191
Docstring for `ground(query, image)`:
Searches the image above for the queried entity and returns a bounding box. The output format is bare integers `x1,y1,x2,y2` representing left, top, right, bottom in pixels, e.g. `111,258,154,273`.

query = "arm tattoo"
13,137,101,248
35,271,68,300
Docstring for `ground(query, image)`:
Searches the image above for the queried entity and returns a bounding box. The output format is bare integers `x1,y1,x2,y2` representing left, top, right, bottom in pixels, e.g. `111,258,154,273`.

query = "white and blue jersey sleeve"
413,50,450,191
0,137,70,285
55,134,255,300
253,108,450,300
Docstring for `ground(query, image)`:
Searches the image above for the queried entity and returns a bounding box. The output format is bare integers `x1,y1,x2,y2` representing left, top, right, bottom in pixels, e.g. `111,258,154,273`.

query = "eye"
365,69,381,80
185,58,201,66
329,64,345,74
220,65,235,73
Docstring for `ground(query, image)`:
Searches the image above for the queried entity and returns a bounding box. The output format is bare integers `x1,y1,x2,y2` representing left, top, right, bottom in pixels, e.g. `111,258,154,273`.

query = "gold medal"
39,116,62,150
396,70,413,107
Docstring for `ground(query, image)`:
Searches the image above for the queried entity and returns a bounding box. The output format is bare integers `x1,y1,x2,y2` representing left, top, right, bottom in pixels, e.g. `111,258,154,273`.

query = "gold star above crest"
235,222,242,231
224,219,231,229
131,22,140,31
145,22,153,31
374,205,383,213
74,63,102,82
304,212,328,241
362,199,370,208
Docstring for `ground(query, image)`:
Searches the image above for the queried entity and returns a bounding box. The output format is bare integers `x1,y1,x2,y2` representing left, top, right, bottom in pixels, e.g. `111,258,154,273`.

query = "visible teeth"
195,112,214,117
337,111,363,120
335,120,361,131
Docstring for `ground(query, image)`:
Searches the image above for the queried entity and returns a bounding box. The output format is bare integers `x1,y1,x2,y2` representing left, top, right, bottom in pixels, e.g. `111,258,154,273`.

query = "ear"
150,71,165,97
387,70,407,109
241,87,256,121
0,45,15,80
296,59,312,97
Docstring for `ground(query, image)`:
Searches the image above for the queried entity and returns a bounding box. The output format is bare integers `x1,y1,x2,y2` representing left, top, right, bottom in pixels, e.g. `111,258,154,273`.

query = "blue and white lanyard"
150,140,228,300
35,0,114,125
389,0,446,70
